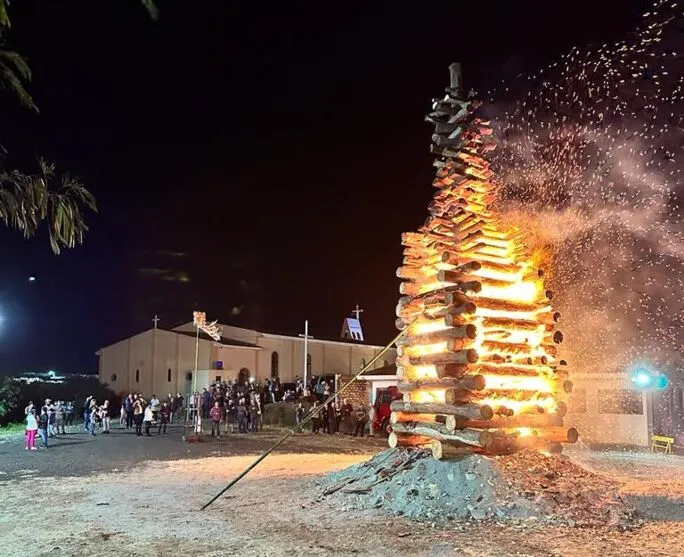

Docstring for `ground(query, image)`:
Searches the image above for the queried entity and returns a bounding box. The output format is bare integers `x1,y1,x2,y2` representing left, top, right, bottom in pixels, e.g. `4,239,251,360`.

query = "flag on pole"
193,311,222,341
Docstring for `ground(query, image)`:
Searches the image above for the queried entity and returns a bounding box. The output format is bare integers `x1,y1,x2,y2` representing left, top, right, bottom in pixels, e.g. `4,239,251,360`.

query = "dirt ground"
1,424,683,556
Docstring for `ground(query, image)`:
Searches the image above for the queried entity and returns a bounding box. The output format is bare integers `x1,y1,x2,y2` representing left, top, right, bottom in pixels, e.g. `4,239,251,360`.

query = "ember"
390,63,577,458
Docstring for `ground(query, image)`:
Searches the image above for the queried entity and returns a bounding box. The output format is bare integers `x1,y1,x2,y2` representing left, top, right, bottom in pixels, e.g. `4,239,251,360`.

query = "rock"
470,508,487,520
465,472,476,481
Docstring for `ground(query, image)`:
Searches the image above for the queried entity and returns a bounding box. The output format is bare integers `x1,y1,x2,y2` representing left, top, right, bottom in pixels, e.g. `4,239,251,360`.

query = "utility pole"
298,320,313,389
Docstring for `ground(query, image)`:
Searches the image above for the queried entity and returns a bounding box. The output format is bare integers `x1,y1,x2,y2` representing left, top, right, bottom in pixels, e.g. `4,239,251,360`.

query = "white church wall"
215,345,259,383
99,336,130,394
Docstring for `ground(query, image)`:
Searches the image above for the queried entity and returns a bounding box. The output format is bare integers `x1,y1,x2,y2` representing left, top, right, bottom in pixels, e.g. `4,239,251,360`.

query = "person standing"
354,405,368,438
150,394,160,421
236,398,247,433
334,401,342,434
83,396,93,432
55,401,66,435
124,394,134,429
143,403,154,436
295,402,304,432
46,399,56,438
327,402,336,435
157,402,171,434
133,397,144,436
88,401,98,436
24,401,34,416
311,401,321,434
65,401,75,427
37,407,49,448
25,409,38,450
341,398,353,435
101,400,111,434
368,403,376,437
210,401,222,437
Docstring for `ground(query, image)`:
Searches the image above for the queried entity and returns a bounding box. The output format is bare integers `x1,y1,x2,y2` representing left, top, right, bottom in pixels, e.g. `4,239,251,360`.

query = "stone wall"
338,376,370,408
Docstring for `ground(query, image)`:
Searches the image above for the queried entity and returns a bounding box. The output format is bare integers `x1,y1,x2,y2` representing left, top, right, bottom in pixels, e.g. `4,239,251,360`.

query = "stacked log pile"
390,63,578,459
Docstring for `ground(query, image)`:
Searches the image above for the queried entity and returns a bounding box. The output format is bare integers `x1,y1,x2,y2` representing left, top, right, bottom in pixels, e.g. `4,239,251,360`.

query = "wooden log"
397,374,486,393
437,262,482,283
406,349,478,366
444,388,556,405
434,363,469,378
391,422,486,447
431,439,479,460
472,363,543,377
431,301,477,319
467,297,547,313
448,413,564,431
391,400,494,420
396,266,431,280
388,431,432,448
399,324,477,346
390,412,447,426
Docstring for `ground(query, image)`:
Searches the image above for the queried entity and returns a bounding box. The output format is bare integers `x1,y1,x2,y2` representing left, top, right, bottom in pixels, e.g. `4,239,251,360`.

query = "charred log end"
563,380,574,393
559,359,568,366
567,427,579,444
466,349,479,364
553,311,561,323
472,374,486,391
465,323,477,339
480,404,494,420
395,318,407,331
556,401,568,418
545,289,554,300
553,331,564,344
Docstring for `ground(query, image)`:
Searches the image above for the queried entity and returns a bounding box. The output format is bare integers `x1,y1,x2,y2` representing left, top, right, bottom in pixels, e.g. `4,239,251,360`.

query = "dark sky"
0,0,649,374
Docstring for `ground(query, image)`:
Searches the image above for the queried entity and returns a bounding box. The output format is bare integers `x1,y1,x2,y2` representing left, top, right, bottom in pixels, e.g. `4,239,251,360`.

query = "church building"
97,315,396,397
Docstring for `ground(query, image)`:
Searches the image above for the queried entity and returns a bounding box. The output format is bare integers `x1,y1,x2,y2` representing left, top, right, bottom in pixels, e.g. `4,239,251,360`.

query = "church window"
135,369,140,383
186,372,193,381
110,373,117,382
271,351,279,378
306,353,312,374
167,369,172,382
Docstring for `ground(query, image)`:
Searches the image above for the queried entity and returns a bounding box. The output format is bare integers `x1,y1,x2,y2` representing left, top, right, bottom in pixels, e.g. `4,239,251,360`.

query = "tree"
0,0,157,253
0,375,19,422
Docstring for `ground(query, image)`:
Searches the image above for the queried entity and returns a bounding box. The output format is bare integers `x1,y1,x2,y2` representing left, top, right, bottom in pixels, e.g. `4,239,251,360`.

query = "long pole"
193,326,200,433
303,319,309,389
200,326,407,510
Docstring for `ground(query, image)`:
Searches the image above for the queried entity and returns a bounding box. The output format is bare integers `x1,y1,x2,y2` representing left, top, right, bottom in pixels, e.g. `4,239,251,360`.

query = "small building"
97,321,396,397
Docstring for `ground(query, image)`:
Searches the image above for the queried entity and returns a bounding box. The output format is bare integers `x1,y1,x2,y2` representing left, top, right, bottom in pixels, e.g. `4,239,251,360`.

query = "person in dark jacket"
354,405,368,438
157,402,171,434
38,407,49,448
236,398,247,433
341,399,354,435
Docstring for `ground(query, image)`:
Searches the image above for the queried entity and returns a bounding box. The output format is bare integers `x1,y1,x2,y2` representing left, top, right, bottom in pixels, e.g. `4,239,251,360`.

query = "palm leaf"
0,159,96,253
0,47,36,110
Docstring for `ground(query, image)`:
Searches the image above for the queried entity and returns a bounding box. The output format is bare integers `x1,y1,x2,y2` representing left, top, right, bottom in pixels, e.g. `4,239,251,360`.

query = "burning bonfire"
389,63,577,459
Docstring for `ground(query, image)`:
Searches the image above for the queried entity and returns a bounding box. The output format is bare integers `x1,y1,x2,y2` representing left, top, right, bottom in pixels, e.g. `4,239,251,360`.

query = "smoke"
485,1,684,377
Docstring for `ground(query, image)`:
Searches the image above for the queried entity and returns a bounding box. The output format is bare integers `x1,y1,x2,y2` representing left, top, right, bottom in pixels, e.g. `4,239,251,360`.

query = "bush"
0,376,19,423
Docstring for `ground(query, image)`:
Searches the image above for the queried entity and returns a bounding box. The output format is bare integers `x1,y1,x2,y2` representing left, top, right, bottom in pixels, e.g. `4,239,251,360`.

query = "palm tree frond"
0,160,96,254
0,48,36,110
141,0,159,21
0,0,10,29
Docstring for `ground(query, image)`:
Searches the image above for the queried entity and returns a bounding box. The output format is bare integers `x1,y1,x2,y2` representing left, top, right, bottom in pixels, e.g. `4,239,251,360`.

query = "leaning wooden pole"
200,327,408,510
390,62,577,458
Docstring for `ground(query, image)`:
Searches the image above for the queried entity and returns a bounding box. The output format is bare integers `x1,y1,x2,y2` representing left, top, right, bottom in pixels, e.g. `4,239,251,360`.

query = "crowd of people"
23,399,76,449
22,375,378,448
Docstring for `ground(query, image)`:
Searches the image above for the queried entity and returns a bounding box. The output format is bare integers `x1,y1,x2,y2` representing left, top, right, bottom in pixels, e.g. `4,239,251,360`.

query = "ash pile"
321,448,639,529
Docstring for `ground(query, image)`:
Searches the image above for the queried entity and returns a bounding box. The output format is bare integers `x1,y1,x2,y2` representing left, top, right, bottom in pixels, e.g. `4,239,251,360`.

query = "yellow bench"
651,435,674,454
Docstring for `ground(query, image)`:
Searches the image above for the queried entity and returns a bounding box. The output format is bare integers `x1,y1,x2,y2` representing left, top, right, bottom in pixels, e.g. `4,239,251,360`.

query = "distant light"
633,372,652,386
28,275,36,282
249,377,255,383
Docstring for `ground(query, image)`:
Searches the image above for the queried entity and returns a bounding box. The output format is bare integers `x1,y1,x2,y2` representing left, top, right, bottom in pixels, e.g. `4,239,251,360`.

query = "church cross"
152,314,160,329
352,304,364,321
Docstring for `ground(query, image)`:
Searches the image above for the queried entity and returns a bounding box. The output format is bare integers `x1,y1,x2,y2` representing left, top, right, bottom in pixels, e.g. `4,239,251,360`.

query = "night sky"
0,0,649,375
